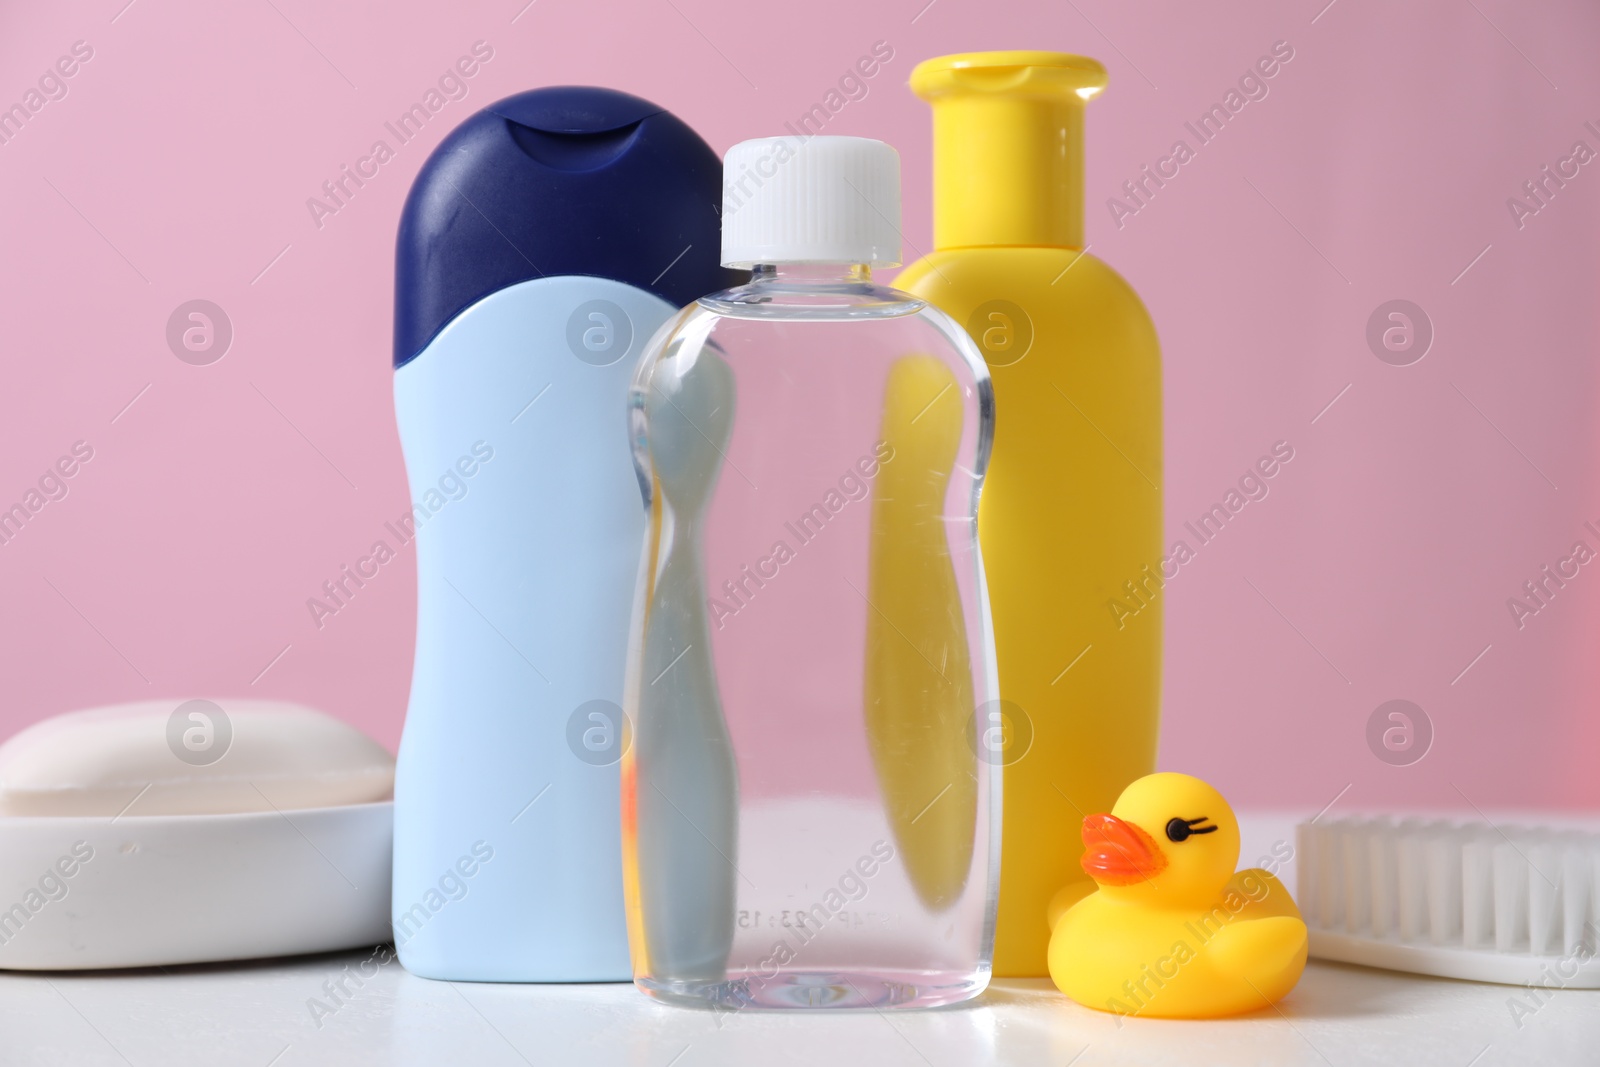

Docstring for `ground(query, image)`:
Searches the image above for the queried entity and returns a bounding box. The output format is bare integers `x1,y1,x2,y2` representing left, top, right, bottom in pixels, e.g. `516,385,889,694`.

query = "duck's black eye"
1166,816,1218,843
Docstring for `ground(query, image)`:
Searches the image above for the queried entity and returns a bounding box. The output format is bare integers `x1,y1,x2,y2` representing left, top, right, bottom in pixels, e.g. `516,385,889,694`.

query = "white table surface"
3,815,1596,1066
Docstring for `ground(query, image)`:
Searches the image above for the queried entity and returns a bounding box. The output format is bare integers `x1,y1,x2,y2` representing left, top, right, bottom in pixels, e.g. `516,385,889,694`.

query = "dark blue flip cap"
394,86,742,369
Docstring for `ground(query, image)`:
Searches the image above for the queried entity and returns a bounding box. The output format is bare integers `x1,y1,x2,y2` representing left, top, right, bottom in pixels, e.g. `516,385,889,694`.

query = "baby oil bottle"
897,52,1164,977
623,136,999,1010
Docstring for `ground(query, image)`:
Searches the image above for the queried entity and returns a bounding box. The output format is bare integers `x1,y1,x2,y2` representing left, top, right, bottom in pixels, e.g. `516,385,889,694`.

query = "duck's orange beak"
1081,813,1167,886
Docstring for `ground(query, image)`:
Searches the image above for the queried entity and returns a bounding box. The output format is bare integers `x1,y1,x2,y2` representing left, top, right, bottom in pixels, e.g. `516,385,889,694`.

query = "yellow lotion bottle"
898,51,1163,976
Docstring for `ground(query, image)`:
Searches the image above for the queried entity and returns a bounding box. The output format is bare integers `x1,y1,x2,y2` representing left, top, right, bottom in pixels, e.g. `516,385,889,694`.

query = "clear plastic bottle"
622,136,999,1011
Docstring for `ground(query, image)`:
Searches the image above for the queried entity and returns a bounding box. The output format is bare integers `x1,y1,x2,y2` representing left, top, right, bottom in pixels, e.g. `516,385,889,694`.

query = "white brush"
1297,817,1600,987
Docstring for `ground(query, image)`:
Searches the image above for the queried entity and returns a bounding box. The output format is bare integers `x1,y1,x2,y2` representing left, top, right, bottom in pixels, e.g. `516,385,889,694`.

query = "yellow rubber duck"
1047,772,1307,1019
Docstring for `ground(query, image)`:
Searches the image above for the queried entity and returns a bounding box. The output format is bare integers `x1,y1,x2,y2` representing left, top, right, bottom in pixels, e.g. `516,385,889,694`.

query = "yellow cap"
910,51,1107,250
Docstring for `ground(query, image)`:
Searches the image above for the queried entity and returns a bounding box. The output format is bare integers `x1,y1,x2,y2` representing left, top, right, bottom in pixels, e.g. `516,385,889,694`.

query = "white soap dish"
0,802,392,970
0,700,395,970
1298,817,1600,987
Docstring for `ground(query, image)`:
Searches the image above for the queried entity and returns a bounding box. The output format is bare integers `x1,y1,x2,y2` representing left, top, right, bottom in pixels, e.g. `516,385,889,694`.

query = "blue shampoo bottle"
391,87,739,982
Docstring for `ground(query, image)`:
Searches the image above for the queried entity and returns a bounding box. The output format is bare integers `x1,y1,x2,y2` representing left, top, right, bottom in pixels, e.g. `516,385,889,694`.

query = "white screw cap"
720,136,902,269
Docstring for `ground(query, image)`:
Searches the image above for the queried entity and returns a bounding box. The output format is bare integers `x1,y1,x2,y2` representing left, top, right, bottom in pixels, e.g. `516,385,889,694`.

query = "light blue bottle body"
392,276,672,981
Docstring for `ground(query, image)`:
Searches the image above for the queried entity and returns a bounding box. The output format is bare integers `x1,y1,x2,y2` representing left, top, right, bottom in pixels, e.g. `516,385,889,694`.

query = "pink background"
2,0,1596,812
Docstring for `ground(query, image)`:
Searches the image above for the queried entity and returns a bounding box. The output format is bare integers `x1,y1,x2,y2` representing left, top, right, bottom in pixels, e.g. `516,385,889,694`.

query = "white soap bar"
0,700,394,816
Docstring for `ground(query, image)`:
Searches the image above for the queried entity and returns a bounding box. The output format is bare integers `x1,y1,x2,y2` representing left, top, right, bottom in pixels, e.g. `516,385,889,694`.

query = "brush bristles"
1297,818,1600,957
